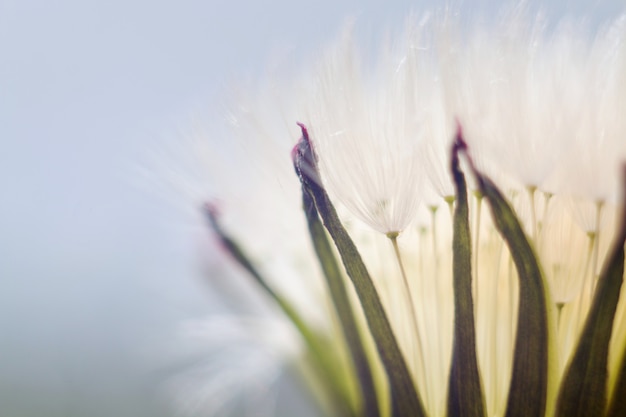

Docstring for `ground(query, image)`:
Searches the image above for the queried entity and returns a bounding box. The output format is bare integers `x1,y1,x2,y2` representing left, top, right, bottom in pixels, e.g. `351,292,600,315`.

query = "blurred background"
1,0,623,416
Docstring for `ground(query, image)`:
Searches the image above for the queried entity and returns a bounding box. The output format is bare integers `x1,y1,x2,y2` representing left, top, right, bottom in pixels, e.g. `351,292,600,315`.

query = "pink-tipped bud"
291,122,310,165
454,118,467,152
296,121,309,140
292,122,322,187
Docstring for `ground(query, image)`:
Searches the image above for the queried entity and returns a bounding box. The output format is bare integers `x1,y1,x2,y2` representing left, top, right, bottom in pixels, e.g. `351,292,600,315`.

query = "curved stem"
590,201,604,295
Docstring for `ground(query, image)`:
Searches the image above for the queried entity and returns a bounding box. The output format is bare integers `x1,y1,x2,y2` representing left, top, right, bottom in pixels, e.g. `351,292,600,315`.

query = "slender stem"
303,192,380,417
388,233,429,408
556,302,565,333
448,139,486,417
490,233,501,413
527,185,538,244
417,226,427,278
204,206,354,416
585,231,597,308
473,191,483,315
552,261,565,332
508,254,516,342
295,125,425,417
590,201,604,294
570,233,595,342
538,192,553,253
389,234,420,336
429,205,440,277
445,195,455,222
429,205,445,403
556,302,566,373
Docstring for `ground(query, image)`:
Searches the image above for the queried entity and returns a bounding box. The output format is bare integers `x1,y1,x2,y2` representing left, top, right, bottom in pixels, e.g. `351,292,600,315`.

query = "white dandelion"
166,7,626,417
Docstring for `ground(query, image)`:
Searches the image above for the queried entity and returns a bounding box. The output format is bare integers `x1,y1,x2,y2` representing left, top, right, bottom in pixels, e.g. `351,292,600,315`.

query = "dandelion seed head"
302,25,427,234
169,7,626,417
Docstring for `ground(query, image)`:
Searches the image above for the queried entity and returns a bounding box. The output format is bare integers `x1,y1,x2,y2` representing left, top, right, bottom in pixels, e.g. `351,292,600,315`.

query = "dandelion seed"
304,27,425,235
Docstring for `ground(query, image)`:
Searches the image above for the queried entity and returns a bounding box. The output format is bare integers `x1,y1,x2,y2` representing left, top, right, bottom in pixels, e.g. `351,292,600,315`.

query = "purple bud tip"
293,121,314,164
296,121,315,151
292,121,321,184
454,118,467,151
296,122,309,141
292,123,306,163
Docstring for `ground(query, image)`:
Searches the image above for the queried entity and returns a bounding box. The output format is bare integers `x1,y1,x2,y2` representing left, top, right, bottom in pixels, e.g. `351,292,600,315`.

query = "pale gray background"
1,1,623,416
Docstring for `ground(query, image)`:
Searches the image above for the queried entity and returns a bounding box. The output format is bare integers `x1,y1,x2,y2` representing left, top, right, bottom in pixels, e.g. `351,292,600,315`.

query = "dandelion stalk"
538,192,553,250
472,191,483,300
387,231,430,408
607,347,626,417
293,122,425,417
301,190,380,417
203,204,355,417
590,200,604,293
527,185,538,243
556,166,626,417
447,132,486,417
388,232,421,342
456,128,557,417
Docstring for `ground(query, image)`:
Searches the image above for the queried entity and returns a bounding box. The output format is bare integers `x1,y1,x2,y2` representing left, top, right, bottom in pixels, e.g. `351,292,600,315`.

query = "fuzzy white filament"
305,26,425,235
